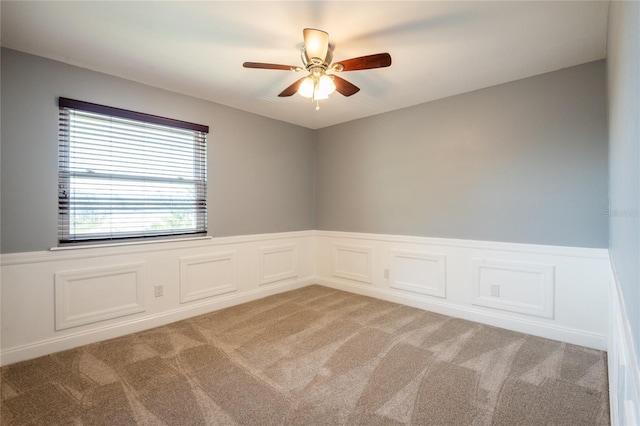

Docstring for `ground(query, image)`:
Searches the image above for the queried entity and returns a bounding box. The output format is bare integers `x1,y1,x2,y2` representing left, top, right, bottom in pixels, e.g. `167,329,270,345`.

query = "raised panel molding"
332,244,373,283
390,249,446,298
257,245,298,286
55,263,146,330
180,252,237,303
471,258,555,319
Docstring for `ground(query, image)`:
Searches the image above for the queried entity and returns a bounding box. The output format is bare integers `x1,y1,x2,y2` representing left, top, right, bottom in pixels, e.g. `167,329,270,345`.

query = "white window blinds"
58,97,208,245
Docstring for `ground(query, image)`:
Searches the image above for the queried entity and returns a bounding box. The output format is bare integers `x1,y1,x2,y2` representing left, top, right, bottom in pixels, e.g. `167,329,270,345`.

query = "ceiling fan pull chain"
312,77,321,110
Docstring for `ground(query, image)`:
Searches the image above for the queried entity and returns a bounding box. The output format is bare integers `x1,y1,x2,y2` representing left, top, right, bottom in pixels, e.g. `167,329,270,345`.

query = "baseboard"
0,276,315,366
608,263,640,426
315,276,607,350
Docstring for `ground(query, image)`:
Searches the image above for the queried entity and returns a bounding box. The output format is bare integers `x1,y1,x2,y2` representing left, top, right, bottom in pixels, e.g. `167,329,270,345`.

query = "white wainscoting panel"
55,263,146,330
608,267,640,426
471,258,555,319
257,244,298,286
1,230,315,366
390,249,446,298
180,252,237,303
1,230,610,365
316,230,609,350
332,244,373,283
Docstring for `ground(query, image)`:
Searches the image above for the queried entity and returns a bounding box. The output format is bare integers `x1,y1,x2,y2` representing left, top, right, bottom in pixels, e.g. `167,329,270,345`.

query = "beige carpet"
1,285,609,425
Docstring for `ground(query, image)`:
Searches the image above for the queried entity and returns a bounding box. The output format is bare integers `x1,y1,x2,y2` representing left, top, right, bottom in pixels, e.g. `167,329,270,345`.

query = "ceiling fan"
243,28,391,109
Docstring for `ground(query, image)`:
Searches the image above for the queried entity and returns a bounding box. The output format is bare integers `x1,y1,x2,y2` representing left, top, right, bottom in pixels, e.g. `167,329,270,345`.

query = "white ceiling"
1,1,609,129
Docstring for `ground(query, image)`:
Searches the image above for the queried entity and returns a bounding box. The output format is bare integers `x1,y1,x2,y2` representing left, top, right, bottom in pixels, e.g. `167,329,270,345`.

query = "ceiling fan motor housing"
301,47,332,71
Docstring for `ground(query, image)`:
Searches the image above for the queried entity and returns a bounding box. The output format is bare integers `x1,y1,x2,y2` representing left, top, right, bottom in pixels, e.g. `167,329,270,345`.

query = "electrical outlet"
490,284,500,297
155,285,164,297
384,269,389,279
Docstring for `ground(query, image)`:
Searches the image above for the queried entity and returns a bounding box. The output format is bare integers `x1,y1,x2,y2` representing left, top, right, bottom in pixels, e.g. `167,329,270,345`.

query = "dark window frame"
57,97,209,245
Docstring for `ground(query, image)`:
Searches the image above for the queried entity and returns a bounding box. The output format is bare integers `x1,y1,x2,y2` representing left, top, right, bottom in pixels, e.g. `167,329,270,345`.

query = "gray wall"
0,48,316,253
316,60,608,248
607,1,640,353
1,48,610,254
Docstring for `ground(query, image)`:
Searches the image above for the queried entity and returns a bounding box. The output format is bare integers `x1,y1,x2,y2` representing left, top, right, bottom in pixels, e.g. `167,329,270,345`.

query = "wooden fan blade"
332,75,360,97
279,77,306,97
334,53,392,71
243,62,295,71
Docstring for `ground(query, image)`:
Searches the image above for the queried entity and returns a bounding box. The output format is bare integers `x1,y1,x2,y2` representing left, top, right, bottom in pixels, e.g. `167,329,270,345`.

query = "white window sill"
50,236,213,251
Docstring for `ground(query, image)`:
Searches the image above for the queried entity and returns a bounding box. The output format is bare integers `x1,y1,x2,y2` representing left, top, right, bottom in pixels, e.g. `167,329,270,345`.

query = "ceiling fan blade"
334,53,392,71
243,62,295,71
332,75,360,97
278,77,306,97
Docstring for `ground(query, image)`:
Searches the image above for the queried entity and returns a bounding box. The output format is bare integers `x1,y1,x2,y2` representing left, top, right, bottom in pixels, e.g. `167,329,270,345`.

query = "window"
58,97,208,245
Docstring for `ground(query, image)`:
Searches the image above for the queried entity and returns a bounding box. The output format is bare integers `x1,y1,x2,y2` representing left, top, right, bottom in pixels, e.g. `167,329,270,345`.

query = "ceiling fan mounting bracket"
308,64,328,76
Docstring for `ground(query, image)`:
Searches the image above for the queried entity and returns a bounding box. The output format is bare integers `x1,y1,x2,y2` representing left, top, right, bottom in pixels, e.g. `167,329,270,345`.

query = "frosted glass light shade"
298,77,315,98
317,75,336,96
303,28,329,62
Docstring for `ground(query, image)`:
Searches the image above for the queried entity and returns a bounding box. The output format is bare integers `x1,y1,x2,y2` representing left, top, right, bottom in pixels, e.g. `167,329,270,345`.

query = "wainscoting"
3,230,637,424
316,231,611,350
0,231,316,366
2,230,636,424
1,230,612,364
317,232,640,426
608,264,640,426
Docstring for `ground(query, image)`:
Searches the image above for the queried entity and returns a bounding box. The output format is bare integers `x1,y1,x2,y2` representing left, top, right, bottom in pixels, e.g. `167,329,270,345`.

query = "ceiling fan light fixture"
318,74,336,96
298,76,315,98
244,28,391,104
303,28,329,63
298,73,335,101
